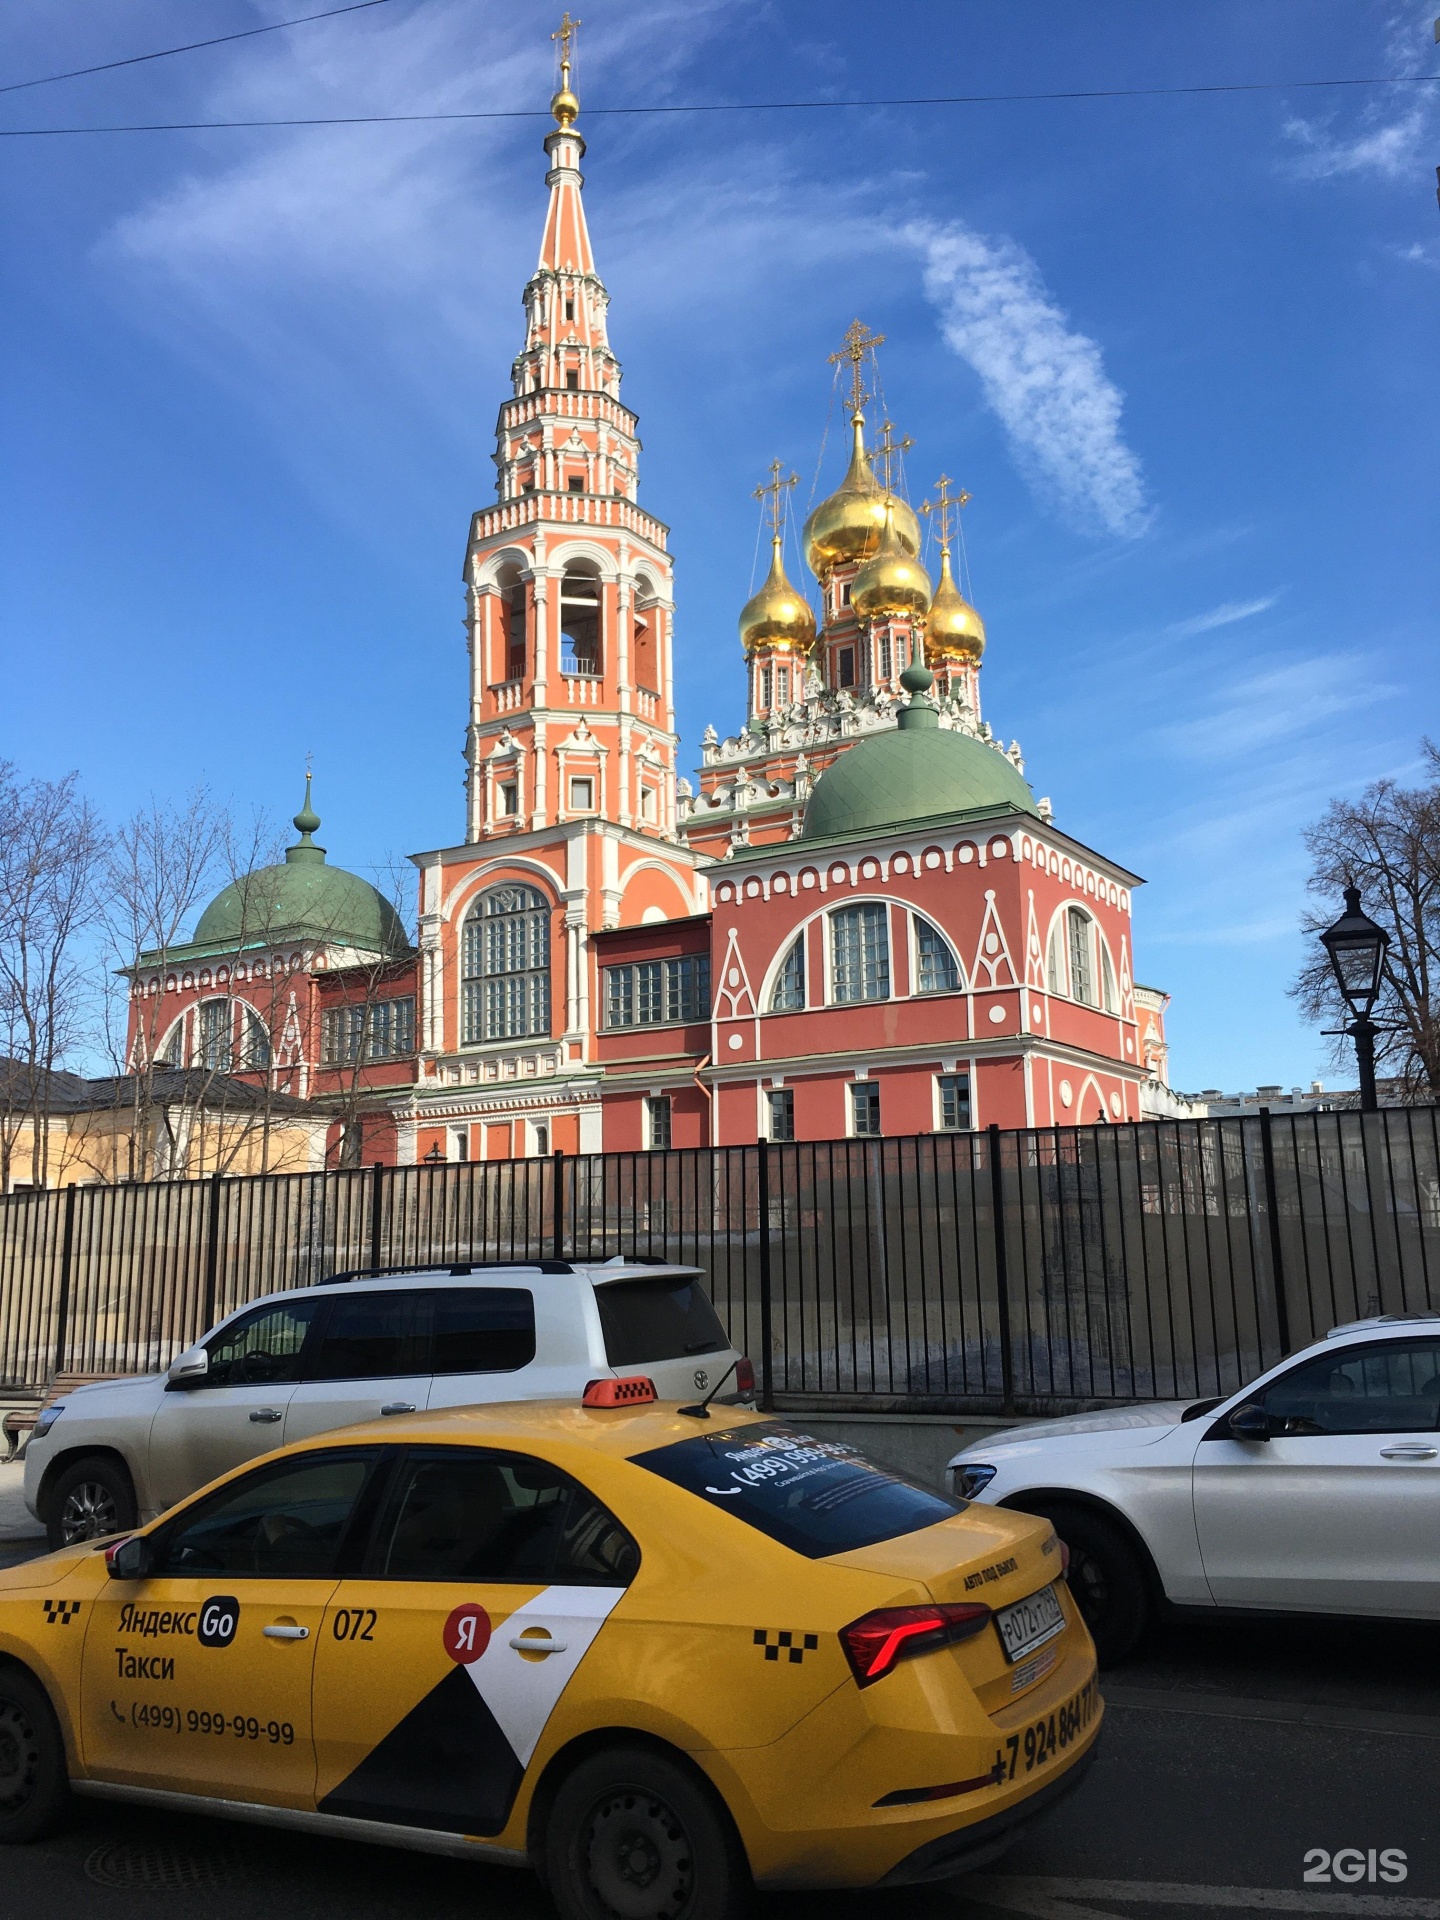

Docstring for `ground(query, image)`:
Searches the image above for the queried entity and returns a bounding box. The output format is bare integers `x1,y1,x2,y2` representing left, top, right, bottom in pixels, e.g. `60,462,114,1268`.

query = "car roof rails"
1325,1310,1440,1337
317,1259,575,1287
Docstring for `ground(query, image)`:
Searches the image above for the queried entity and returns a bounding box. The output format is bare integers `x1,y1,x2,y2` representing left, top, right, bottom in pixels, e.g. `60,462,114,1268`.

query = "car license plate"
994,1583,1066,1663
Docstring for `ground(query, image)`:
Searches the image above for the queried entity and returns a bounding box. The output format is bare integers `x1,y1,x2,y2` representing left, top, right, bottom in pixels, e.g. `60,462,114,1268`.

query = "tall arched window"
1047,907,1117,1013
770,935,805,1011
913,916,962,995
498,566,527,683
162,998,271,1071
462,885,551,1043
830,904,890,1004
559,565,601,676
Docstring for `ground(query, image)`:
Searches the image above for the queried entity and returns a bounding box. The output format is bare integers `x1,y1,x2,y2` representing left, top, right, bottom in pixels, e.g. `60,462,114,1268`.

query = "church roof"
799,664,1039,843
188,781,411,959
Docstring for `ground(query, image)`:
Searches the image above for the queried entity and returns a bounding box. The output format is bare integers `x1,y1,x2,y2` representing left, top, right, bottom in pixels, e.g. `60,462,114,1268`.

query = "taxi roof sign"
583,1376,657,1408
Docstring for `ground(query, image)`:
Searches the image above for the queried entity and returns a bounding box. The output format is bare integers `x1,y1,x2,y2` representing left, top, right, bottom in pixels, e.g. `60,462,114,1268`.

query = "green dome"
192,781,410,956
802,665,1038,842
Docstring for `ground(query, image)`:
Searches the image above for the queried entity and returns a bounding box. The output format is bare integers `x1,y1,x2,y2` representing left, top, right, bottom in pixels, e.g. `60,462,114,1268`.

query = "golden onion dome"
925,547,986,662
739,538,818,656
802,413,920,580
851,500,933,622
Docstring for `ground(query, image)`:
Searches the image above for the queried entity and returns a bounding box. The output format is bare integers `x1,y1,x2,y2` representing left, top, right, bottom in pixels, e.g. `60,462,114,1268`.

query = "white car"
948,1313,1440,1663
24,1259,751,1548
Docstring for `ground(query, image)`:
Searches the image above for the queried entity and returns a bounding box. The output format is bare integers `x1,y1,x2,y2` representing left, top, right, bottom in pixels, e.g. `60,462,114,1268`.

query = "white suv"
947,1313,1440,1664
25,1259,752,1548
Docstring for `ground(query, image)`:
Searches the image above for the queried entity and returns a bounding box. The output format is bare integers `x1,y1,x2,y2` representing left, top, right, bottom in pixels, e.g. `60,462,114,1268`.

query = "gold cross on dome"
873,418,914,496
921,473,972,550
753,459,798,537
552,12,580,85
828,319,885,418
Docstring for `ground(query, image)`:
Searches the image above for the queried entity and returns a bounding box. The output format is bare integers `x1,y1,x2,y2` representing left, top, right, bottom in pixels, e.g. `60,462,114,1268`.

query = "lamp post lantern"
1319,884,1390,1112
423,1142,445,1166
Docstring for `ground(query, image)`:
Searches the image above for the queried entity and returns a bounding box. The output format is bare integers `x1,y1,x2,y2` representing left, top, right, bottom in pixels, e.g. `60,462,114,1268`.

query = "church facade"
126,51,1172,1169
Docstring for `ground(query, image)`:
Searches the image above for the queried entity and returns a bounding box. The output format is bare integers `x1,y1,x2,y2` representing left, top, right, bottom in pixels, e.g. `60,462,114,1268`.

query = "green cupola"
800,664,1038,843
190,778,411,956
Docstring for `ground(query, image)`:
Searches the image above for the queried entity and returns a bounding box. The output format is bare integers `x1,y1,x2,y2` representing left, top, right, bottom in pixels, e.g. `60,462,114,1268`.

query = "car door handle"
249,1409,283,1424
380,1402,416,1416
263,1624,310,1641
1379,1445,1438,1459
509,1633,567,1654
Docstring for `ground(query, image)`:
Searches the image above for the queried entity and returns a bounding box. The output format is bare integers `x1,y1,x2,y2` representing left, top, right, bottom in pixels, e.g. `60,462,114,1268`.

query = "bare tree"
1291,742,1440,1101
0,762,108,1189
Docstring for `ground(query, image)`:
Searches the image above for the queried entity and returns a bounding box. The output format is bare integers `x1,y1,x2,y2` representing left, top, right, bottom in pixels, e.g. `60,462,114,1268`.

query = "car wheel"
545,1744,750,1920
45,1455,137,1551
1022,1504,1150,1667
0,1666,71,1844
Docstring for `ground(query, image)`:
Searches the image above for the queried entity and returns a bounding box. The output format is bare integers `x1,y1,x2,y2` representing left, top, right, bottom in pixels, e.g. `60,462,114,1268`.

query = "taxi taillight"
582,1376,657,1407
840,1602,992,1687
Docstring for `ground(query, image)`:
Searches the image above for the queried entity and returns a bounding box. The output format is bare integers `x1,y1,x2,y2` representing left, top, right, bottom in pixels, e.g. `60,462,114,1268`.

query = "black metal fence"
3,1107,1438,1414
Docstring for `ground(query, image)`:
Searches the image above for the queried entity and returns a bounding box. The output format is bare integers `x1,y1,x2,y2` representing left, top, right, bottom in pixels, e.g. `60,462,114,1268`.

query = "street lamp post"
423,1142,445,1166
1319,884,1390,1113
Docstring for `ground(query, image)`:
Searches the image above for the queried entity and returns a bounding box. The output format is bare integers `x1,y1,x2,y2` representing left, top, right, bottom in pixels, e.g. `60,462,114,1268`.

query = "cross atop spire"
828,319,885,420
550,12,581,128
753,460,799,538
873,418,914,496
921,474,972,552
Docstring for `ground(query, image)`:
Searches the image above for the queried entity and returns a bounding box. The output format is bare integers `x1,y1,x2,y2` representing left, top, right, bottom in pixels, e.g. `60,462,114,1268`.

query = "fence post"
201,1168,224,1331
1257,1107,1293,1356
552,1148,565,1263
367,1161,385,1277
757,1139,775,1413
52,1184,78,1379
987,1124,1016,1412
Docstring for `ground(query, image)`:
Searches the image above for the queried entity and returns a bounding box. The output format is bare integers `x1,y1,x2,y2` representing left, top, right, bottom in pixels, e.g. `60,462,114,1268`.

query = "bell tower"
461,15,677,845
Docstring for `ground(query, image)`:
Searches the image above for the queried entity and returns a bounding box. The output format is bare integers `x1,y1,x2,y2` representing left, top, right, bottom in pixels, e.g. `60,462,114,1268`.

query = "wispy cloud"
1283,4,1439,182
1167,595,1280,639
1158,655,1394,761
907,219,1150,541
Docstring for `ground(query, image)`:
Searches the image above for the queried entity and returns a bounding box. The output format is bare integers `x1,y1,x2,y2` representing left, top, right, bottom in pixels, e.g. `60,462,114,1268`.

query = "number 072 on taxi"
0,1386,1102,1920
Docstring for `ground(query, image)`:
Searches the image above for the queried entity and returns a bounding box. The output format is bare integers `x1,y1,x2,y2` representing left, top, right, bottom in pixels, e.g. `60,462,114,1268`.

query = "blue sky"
1,0,1436,1094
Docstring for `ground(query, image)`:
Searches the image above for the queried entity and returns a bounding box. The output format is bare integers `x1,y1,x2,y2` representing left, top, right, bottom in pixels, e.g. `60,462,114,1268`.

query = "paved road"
2,1587,1434,1920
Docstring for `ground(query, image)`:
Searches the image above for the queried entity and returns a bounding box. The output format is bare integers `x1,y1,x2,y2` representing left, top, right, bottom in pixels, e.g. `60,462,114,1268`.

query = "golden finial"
920,473,972,554
828,319,886,420
550,12,581,127
753,459,799,538
873,419,915,497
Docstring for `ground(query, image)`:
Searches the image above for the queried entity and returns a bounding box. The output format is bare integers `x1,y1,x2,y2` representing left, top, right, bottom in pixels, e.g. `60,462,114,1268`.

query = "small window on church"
837,647,855,689
569,777,595,812
567,475,584,492
840,583,851,606
564,298,576,321
498,782,518,817
566,370,579,391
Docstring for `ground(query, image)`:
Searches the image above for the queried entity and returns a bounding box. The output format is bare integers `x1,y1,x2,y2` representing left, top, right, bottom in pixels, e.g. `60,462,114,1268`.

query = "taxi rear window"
596,1274,728,1366
632,1422,962,1558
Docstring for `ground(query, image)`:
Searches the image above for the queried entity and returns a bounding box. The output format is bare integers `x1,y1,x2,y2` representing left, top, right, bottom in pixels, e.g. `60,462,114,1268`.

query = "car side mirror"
167,1345,209,1390
1227,1402,1273,1442
106,1535,155,1580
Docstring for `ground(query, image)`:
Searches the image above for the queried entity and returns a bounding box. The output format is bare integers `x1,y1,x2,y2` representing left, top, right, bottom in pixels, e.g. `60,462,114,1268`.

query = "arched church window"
1067,906,1095,1006
501,570,526,683
913,916,962,995
633,594,658,692
830,904,889,1004
171,998,271,1072
559,566,601,676
1100,940,1118,1014
462,885,551,1044
770,936,805,1011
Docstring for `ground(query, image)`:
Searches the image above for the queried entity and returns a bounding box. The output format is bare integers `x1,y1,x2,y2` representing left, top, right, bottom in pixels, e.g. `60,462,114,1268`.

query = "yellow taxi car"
0,1381,1101,1918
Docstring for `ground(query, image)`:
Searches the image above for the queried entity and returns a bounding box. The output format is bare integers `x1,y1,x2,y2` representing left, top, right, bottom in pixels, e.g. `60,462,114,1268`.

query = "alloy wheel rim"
1071,1546,1110,1621
0,1702,40,1813
584,1788,694,1920
61,1481,119,1543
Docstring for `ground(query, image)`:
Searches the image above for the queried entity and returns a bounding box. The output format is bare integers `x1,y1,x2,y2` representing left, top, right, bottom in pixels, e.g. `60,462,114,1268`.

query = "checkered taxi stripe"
753,1629,819,1664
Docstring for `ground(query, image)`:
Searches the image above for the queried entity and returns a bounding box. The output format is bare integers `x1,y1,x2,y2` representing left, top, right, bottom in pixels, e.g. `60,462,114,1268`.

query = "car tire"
44,1455,138,1551
544,1743,751,1920
1019,1503,1150,1667
0,1665,71,1844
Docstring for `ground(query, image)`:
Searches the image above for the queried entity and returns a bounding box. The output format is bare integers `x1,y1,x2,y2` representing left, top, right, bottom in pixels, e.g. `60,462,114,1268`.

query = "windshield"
596,1274,729,1366
633,1422,963,1558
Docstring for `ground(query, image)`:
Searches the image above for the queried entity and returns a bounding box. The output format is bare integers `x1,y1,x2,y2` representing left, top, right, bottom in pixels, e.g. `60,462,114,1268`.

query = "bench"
3,1372,133,1462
